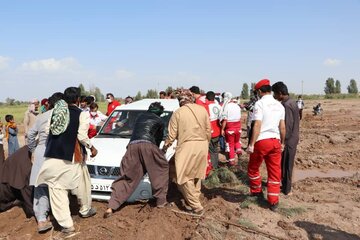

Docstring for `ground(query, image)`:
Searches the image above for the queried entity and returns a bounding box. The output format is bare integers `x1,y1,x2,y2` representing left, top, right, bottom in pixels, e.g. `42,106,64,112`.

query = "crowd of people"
0,79,305,237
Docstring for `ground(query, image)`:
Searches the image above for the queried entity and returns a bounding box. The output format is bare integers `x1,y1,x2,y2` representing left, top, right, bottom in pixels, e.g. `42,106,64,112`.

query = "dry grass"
278,205,307,217
238,218,258,230
239,195,258,209
204,168,239,188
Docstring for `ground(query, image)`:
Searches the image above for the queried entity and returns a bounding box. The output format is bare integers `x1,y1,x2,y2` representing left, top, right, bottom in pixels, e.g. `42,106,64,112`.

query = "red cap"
41,98,48,106
255,79,270,90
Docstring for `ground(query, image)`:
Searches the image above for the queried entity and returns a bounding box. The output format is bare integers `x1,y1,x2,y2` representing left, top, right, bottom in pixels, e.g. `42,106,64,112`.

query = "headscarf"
50,99,70,135
219,92,233,122
27,104,39,116
177,89,194,107
28,98,40,115
40,98,48,113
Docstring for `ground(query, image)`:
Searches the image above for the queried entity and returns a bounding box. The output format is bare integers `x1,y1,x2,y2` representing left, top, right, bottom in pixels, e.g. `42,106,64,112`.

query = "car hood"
87,137,175,167
87,137,129,167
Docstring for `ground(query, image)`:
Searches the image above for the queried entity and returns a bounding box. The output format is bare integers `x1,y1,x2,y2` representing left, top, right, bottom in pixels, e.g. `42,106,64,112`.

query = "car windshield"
98,110,172,138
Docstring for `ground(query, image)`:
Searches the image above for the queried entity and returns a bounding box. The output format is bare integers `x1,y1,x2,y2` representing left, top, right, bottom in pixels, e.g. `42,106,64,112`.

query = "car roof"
114,98,179,112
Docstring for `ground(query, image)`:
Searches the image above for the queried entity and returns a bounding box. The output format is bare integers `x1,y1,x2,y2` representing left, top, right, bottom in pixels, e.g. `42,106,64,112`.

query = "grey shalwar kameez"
28,110,52,222
281,98,300,195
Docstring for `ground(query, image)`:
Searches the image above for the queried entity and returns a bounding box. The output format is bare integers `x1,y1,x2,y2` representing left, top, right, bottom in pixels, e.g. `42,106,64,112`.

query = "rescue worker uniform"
206,99,221,168
248,94,285,205
221,100,242,164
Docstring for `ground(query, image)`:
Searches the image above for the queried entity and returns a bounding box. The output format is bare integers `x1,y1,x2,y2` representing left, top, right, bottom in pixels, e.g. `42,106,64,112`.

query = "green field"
0,102,108,124
0,104,28,124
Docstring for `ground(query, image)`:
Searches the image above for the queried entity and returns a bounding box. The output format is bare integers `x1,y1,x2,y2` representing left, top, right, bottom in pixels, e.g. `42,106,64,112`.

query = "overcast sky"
1,0,359,101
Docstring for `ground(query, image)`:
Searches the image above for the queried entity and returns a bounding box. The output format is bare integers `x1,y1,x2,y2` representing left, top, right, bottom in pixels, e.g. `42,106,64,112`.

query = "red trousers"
248,138,282,205
225,123,242,160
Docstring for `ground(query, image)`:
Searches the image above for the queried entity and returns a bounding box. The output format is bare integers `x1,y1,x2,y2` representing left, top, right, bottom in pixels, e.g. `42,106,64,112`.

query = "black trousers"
209,137,219,169
281,144,297,195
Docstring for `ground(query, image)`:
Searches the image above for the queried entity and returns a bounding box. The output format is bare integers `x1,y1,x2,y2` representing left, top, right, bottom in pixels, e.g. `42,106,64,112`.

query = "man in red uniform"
105,93,121,116
189,86,207,110
220,92,242,166
205,91,221,168
247,79,286,211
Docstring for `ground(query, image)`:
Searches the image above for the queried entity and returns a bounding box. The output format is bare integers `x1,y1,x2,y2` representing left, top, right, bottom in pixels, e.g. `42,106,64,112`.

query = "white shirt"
89,111,107,127
208,101,221,121
221,101,241,122
253,95,285,142
297,99,304,109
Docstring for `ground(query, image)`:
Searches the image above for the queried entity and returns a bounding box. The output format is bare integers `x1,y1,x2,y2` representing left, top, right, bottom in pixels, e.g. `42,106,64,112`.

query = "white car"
87,99,178,201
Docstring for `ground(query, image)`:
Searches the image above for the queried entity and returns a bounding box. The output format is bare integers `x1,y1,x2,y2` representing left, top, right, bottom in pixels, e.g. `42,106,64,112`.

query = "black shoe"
251,192,263,197
269,203,279,212
251,192,265,201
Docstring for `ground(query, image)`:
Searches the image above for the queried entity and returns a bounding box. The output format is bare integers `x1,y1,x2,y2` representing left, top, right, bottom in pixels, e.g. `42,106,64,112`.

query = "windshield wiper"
98,133,115,136
118,134,132,138
97,133,132,138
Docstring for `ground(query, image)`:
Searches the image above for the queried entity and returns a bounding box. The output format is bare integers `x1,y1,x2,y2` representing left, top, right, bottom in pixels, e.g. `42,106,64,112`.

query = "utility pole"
301,80,304,95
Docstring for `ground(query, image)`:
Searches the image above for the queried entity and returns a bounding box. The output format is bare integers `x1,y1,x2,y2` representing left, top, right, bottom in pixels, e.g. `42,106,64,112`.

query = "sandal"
157,202,174,208
186,208,205,216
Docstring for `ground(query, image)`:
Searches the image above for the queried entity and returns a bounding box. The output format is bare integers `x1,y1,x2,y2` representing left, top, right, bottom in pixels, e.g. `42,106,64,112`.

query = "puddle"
293,169,358,182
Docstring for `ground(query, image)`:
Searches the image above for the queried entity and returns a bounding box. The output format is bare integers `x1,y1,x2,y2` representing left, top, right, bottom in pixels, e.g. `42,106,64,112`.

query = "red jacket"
195,96,209,114
106,100,121,116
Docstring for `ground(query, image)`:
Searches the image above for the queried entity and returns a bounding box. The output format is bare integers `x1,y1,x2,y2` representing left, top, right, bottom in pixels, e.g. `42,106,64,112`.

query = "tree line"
324,78,358,94
1,78,358,105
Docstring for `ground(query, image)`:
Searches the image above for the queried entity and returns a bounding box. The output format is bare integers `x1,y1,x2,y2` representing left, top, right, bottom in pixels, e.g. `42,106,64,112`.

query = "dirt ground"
0,98,359,240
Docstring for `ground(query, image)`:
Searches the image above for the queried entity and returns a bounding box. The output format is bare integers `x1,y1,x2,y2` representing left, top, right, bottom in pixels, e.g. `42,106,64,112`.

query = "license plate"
91,183,111,192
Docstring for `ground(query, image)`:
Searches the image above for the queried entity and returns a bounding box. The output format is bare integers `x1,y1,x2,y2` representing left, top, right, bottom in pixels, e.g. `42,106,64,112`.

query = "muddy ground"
0,98,359,240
